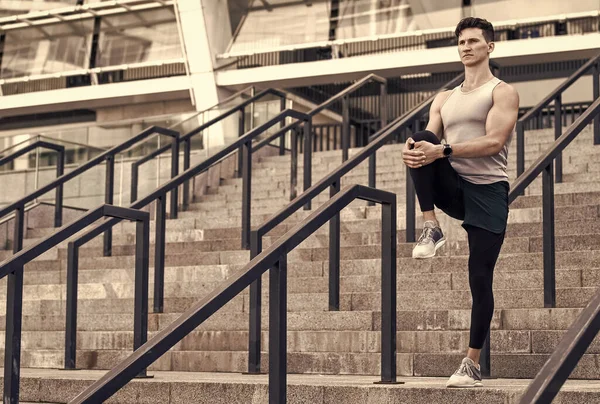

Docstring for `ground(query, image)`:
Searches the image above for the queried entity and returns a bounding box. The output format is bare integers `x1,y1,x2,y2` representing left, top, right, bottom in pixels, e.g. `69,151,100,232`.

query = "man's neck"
462,62,495,90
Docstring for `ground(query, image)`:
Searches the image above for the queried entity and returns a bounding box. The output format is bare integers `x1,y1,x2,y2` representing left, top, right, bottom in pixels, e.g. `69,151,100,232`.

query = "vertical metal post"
329,180,341,311
237,108,245,178
0,33,6,74
554,95,563,183
593,61,599,145
55,148,65,227
169,135,180,219
130,163,139,203
134,217,150,377
290,128,298,201
341,96,350,162
241,139,252,249
4,206,24,403
481,331,491,378
405,127,416,243
248,231,262,374
543,163,556,308
103,155,114,256
303,120,312,210
269,254,287,404
279,97,287,155
182,137,191,210
64,242,79,369
154,195,166,313
516,121,525,178
380,199,397,383
89,17,101,69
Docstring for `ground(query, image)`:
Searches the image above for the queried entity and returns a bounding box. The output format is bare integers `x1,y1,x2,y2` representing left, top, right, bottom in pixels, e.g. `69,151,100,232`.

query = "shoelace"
455,362,475,378
417,226,434,244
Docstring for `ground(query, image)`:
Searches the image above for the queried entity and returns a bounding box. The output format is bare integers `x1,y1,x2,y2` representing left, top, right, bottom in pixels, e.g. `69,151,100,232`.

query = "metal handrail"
513,95,600,404
0,204,150,403
245,70,465,374
516,53,600,179
219,10,600,59
67,109,312,318
0,125,179,258
0,140,66,227
70,184,397,404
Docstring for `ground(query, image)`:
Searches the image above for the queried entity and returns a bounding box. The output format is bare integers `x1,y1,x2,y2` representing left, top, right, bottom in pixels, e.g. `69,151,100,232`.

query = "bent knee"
411,130,440,144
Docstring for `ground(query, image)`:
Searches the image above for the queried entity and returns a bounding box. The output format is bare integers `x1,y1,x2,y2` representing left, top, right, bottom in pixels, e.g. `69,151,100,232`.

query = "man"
402,17,519,387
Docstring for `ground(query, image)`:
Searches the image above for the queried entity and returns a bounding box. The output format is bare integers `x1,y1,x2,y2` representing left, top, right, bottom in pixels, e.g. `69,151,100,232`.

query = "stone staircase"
1,126,600,402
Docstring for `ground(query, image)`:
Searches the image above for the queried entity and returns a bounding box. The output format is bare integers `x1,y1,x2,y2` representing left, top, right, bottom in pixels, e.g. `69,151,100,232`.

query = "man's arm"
402,91,450,168
414,83,520,163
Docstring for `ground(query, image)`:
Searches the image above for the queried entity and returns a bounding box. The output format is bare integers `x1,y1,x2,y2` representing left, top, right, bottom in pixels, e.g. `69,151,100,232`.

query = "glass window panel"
1,19,94,79
96,9,182,67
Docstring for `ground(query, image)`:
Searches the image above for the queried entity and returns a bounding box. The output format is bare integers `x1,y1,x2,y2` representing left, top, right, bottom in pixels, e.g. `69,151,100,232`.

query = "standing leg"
446,224,505,388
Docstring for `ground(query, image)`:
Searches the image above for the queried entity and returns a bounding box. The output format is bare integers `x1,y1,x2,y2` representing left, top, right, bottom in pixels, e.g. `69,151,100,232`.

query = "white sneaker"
412,221,446,259
446,357,483,388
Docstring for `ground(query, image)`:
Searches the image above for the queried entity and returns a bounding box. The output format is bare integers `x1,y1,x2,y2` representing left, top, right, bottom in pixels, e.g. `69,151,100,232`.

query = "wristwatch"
443,143,453,158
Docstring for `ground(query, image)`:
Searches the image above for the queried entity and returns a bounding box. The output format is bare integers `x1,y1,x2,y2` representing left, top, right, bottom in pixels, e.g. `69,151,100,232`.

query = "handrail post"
4,205,24,403
342,96,350,162
593,61,599,145
154,194,167,313
248,230,262,374
303,119,312,210
130,162,139,203
379,197,397,383
241,139,252,249
329,180,341,311
516,121,525,178
290,128,298,201
65,242,79,369
104,155,114,256
134,215,150,377
279,97,287,155
269,254,287,403
237,108,245,178
169,135,180,219
405,127,416,243
182,137,191,210
55,147,65,227
554,95,563,183
543,162,556,308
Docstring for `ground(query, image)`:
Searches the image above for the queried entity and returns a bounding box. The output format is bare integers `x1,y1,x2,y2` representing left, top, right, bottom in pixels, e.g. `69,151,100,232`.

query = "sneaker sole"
446,381,483,388
412,237,446,259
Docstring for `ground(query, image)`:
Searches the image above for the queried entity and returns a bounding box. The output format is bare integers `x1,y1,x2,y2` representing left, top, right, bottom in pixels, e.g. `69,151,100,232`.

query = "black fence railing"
68,184,398,404
516,53,600,181
514,92,600,404
245,71,466,374
0,140,65,227
0,204,150,403
518,102,592,130
0,126,179,259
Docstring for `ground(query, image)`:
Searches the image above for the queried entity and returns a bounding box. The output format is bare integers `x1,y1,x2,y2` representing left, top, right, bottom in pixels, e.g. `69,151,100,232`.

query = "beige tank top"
440,76,512,185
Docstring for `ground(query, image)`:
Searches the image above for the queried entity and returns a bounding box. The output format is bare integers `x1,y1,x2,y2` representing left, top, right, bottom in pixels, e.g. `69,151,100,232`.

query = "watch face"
444,145,452,156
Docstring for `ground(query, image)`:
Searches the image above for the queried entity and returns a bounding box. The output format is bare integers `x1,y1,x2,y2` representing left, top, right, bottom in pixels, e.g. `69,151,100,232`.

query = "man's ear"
488,42,495,54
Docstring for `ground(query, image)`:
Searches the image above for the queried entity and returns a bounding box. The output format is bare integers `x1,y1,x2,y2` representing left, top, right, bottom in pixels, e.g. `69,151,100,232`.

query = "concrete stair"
1,125,600,402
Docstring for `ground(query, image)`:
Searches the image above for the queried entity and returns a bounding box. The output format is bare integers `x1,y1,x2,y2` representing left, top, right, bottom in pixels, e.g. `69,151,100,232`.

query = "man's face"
457,27,493,66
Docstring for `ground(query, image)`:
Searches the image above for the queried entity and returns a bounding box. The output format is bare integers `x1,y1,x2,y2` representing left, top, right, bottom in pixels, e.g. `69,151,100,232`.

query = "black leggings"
408,130,505,349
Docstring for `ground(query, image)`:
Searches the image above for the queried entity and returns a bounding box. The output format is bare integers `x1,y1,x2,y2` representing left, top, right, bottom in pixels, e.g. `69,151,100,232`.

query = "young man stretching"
402,17,519,387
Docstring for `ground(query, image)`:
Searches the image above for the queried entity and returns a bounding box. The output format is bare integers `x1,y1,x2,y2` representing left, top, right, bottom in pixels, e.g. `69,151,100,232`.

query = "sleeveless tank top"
440,76,513,185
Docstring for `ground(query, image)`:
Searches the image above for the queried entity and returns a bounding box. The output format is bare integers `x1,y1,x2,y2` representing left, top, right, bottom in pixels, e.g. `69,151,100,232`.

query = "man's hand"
402,138,427,168
414,140,443,166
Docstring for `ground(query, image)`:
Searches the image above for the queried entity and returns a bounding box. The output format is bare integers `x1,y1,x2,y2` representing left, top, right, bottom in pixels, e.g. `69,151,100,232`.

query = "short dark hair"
455,17,494,43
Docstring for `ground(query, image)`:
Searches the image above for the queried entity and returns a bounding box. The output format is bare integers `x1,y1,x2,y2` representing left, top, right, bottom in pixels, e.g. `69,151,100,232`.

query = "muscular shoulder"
431,89,454,112
492,82,519,108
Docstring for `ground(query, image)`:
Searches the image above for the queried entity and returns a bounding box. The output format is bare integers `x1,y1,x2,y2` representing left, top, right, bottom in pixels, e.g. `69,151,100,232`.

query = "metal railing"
245,71,465,374
518,102,593,131
516,53,600,181
0,140,65,227
514,92,600,404
0,204,150,403
0,126,179,259
69,184,397,404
